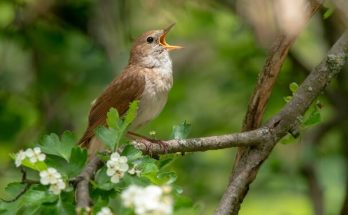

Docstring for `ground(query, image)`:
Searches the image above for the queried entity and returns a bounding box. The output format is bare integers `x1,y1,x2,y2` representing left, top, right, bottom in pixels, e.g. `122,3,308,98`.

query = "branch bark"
75,156,102,213
133,128,270,154
215,30,348,215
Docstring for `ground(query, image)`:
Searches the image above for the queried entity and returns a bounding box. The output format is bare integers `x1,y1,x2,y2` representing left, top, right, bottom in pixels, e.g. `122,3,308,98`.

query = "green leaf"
44,147,86,178
156,171,177,184
289,82,299,94
122,144,142,161
5,182,26,199
138,157,159,176
123,101,139,127
39,132,75,161
21,158,47,171
95,167,114,190
95,126,118,150
56,192,75,215
67,147,87,177
106,108,119,129
283,96,292,103
304,107,321,126
172,121,191,140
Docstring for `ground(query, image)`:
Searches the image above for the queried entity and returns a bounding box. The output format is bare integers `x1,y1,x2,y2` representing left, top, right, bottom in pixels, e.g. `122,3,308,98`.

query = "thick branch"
133,128,271,155
215,30,348,215
75,156,102,213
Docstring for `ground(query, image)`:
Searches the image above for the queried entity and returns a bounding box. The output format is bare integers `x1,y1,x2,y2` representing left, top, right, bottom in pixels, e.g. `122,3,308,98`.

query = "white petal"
25,149,34,157
106,168,116,176
118,156,127,163
47,168,57,174
110,175,120,183
40,177,50,185
38,154,46,161
33,147,41,154
29,157,37,163
110,152,120,160
118,163,129,172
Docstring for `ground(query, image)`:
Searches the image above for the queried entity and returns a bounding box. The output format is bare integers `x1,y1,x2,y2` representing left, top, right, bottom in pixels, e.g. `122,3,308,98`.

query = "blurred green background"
0,0,347,214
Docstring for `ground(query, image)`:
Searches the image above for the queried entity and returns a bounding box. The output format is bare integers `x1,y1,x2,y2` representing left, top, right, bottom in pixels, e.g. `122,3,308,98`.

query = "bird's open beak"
159,23,183,51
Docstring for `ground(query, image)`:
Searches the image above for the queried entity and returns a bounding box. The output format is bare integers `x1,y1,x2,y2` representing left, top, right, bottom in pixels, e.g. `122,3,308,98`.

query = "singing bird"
79,24,182,157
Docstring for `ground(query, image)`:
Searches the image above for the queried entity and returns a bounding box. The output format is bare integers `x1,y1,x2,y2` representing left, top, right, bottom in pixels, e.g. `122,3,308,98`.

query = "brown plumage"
78,24,182,156
79,67,145,147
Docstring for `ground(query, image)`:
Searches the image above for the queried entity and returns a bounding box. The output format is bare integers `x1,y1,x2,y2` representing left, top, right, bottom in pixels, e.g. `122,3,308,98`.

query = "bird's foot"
127,131,168,154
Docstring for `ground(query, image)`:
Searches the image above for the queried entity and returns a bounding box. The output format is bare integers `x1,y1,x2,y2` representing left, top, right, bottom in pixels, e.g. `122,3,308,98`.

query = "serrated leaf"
172,121,191,140
289,82,299,94
95,126,118,150
67,147,87,177
122,144,142,161
5,182,26,199
39,132,74,161
106,108,119,129
123,101,139,127
56,192,75,215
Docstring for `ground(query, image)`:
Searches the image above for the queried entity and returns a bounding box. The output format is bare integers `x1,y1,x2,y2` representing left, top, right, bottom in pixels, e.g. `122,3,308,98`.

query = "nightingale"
79,24,182,157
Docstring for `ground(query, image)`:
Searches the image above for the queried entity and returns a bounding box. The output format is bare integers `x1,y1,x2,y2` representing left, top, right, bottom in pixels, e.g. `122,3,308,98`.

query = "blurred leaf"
123,101,139,128
5,182,26,199
66,147,87,177
122,144,142,161
21,159,47,171
39,132,75,161
156,171,177,184
289,82,299,94
304,106,321,126
172,121,191,140
95,167,114,191
95,126,118,150
106,108,119,129
55,192,75,215
0,2,14,28
283,96,292,103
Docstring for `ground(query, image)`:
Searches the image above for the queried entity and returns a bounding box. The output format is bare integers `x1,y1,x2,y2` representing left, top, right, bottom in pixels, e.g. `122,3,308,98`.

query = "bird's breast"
129,67,173,130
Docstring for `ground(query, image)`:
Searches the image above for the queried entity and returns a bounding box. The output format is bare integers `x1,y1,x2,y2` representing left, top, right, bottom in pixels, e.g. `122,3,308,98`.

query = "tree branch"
215,30,348,215
75,156,103,213
133,128,271,155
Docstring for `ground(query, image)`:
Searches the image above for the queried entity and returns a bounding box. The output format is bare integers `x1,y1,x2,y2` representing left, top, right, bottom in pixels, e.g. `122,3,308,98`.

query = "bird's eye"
146,37,154,43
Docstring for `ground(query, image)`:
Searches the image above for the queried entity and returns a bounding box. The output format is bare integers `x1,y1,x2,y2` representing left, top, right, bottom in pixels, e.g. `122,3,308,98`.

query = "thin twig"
0,168,38,203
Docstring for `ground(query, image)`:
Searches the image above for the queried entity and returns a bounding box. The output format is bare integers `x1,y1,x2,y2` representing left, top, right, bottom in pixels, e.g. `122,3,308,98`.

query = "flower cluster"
106,152,129,183
96,207,114,215
121,185,173,215
15,147,46,167
40,168,66,195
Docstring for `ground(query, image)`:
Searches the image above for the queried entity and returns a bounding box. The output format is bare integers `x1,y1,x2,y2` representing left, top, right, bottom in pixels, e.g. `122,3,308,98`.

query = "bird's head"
129,24,182,68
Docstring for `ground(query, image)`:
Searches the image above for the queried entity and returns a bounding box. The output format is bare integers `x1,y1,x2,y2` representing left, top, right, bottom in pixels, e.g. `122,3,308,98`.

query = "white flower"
96,207,114,215
40,168,65,195
15,150,26,167
40,168,61,185
121,185,173,215
25,147,46,163
49,179,66,195
106,152,129,184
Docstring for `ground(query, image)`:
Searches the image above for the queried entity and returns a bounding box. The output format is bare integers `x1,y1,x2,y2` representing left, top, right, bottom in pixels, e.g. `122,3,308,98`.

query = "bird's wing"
79,68,145,147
